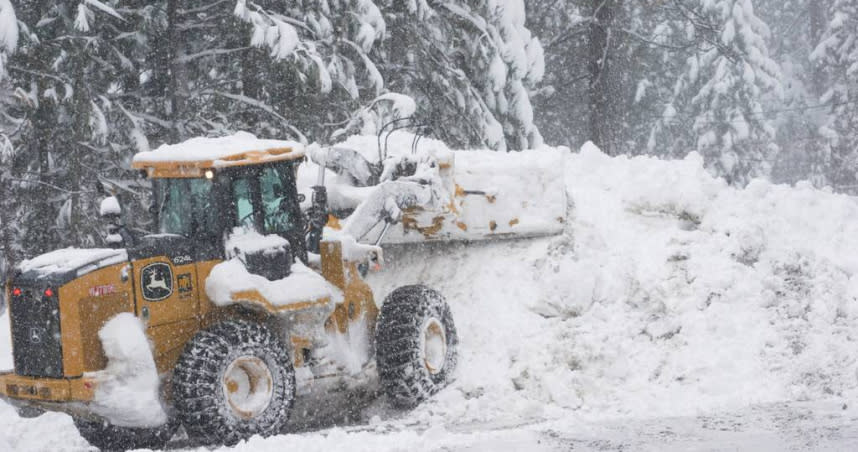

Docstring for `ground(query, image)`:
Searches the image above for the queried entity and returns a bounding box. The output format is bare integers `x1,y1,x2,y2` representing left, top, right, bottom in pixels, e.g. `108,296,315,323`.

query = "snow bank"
87,313,167,427
132,131,303,164
206,259,343,309
18,248,127,278
367,142,858,425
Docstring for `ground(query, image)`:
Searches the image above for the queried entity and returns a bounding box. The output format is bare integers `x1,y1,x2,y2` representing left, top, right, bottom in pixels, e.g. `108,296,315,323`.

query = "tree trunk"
167,0,187,142
0,171,13,285
808,0,826,97
68,47,90,247
588,0,619,155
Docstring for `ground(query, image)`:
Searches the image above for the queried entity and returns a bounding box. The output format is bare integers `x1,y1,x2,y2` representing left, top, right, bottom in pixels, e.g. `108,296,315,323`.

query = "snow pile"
98,196,121,216
18,248,127,278
225,227,291,259
132,131,303,164
0,0,17,81
87,313,167,428
452,148,566,238
211,227,343,309
206,259,343,309
367,142,858,425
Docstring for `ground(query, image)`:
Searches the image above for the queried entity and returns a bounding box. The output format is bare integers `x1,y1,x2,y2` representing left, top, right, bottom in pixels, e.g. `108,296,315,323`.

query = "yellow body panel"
0,372,96,402
3,240,379,409
57,263,134,376
320,241,378,335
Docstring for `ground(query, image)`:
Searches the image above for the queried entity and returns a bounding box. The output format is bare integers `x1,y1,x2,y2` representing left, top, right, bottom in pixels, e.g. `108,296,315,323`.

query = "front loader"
0,133,460,450
0,129,564,450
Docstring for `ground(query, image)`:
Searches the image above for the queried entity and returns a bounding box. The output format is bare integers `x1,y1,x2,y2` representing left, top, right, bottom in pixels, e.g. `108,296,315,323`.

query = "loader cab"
131,134,308,270
149,161,307,263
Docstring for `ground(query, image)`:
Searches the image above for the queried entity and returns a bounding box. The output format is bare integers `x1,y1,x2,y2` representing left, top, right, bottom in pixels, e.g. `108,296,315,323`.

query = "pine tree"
6,0,139,252
811,0,858,191
525,0,585,148
528,1,688,156
650,0,783,185
378,0,544,151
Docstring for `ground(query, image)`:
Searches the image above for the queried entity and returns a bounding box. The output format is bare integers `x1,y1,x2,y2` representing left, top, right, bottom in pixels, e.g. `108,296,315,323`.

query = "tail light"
44,288,54,297
11,287,21,297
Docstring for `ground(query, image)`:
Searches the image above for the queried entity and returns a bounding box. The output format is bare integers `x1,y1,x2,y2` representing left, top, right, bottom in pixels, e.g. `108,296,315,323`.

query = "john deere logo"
141,263,173,301
29,327,43,344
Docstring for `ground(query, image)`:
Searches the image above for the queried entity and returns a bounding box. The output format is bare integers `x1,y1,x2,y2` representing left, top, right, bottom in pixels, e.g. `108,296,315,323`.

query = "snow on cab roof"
132,131,305,177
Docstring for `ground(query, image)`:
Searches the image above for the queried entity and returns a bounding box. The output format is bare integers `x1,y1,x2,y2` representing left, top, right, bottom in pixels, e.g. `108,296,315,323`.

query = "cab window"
231,178,254,228
156,178,215,237
260,166,295,234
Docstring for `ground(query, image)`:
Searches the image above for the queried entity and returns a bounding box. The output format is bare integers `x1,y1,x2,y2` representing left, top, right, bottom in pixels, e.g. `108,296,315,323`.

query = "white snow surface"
17,248,127,278
206,259,343,309
132,131,304,164
98,196,121,216
4,141,858,449
0,0,17,54
87,313,167,428
225,227,290,259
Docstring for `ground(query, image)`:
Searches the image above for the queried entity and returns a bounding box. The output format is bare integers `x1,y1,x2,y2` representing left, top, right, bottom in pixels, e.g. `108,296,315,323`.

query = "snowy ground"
3,145,858,450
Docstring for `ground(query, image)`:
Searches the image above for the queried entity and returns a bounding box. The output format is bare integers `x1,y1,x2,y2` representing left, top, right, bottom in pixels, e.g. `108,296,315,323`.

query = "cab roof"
132,131,305,178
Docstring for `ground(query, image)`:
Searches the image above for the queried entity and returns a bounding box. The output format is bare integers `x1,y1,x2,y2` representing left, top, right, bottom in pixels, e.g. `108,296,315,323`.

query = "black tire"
172,320,295,446
376,285,458,408
73,417,176,451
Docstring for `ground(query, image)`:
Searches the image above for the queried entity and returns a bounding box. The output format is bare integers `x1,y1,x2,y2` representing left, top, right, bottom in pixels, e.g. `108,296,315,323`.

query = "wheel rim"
222,356,274,419
421,318,447,375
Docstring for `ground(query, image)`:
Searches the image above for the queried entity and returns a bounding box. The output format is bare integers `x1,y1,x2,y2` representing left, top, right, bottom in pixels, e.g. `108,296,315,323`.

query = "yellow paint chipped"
326,214,342,230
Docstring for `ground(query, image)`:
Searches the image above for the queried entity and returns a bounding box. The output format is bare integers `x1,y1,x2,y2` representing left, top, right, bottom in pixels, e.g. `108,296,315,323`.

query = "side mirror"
296,193,306,204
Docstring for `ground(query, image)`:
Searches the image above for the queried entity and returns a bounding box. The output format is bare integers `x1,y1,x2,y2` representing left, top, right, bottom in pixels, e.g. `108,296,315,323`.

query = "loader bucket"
304,134,567,246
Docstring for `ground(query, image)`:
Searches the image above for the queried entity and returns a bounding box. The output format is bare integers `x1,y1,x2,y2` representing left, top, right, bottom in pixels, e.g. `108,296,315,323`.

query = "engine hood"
15,248,129,287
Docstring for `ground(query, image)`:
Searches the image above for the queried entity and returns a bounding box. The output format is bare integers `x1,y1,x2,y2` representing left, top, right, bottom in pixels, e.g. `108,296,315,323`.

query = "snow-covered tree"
0,0,16,82
528,1,687,156
650,0,784,185
526,1,585,148
380,0,544,151
5,0,140,251
810,0,858,190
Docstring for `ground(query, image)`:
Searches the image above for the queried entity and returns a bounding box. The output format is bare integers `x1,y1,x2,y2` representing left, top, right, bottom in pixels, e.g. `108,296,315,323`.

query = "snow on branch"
0,0,18,80
233,0,386,98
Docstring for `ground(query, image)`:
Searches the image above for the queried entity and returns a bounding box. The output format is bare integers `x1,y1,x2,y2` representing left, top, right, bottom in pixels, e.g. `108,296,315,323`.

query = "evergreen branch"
177,47,250,63
197,89,306,142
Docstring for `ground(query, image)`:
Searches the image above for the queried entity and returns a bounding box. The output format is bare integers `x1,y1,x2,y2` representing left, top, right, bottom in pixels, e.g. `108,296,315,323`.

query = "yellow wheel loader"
0,134,462,450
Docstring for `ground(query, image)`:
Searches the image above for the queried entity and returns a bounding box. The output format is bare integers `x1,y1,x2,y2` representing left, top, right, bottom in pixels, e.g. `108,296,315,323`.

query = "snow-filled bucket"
303,133,568,245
